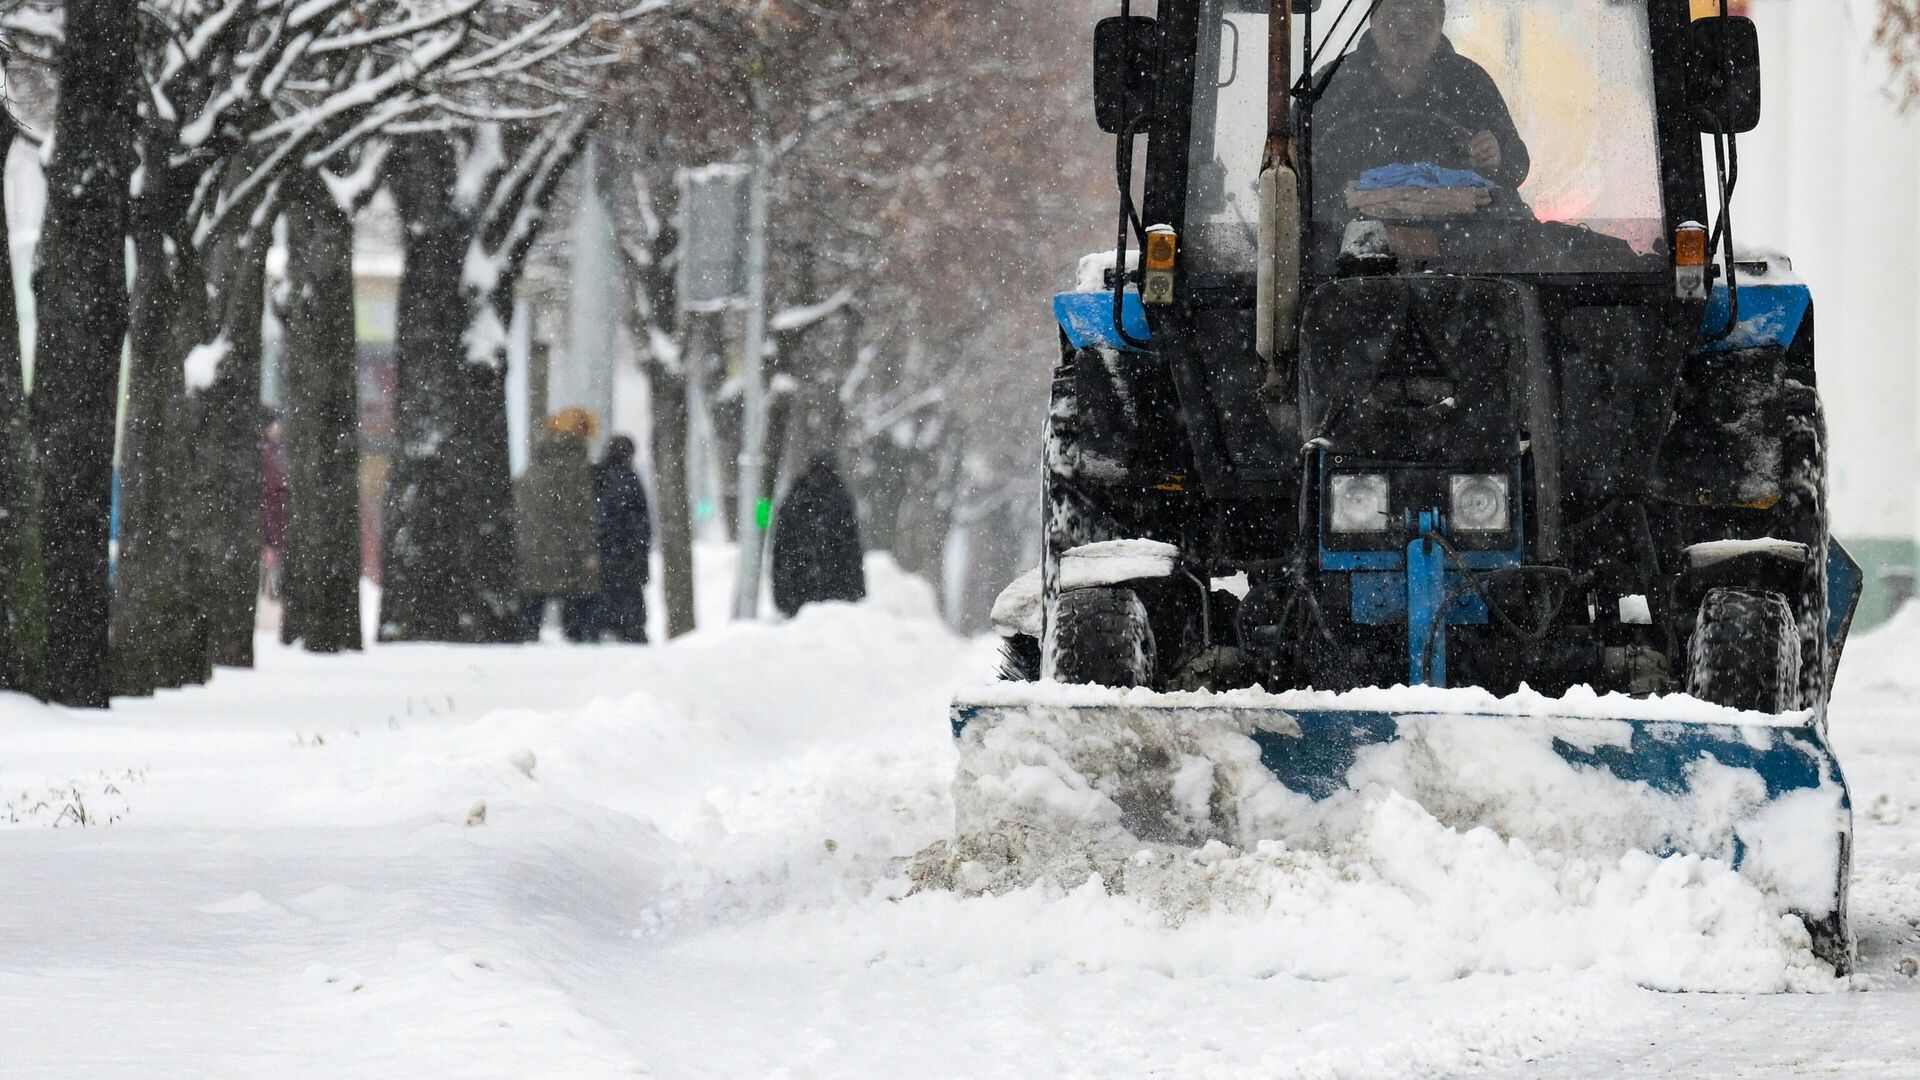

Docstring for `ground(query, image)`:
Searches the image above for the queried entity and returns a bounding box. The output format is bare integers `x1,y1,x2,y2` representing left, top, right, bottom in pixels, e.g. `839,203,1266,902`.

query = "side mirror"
1688,16,1762,134
1094,16,1158,135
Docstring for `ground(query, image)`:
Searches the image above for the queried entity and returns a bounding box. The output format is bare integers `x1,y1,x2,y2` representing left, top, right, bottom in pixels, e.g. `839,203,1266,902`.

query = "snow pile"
1073,248,1138,293
914,791,1835,993
670,542,939,635
1058,538,1179,588
10,546,1912,1077
989,539,1180,638
1836,600,1920,696
930,695,1846,993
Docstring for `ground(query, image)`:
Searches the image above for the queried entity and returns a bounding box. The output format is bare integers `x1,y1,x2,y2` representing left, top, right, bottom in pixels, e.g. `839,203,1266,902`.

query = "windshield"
1185,0,1667,277
1184,0,1272,276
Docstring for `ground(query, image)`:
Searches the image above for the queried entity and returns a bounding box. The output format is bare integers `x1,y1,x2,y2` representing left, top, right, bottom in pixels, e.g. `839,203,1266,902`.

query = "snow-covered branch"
771,289,855,334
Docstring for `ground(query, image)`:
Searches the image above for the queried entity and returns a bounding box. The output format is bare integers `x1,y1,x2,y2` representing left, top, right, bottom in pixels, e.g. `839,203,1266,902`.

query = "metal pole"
1266,0,1294,170
732,52,772,620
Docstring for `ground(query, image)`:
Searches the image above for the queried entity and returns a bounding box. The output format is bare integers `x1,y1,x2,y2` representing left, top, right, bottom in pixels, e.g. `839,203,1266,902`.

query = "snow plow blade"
950,685,1853,972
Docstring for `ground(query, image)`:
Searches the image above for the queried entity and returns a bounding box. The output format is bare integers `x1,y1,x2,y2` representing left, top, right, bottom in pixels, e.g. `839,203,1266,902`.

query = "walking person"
259,413,290,602
515,408,599,642
592,435,653,643
769,451,866,618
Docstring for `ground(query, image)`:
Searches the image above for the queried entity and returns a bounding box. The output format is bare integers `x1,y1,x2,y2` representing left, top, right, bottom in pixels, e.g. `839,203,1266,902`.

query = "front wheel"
1686,587,1801,713
1043,587,1156,688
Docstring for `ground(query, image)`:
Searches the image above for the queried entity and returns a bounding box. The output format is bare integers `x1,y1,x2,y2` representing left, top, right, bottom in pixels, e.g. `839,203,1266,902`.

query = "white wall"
555,145,622,452
1738,0,1920,544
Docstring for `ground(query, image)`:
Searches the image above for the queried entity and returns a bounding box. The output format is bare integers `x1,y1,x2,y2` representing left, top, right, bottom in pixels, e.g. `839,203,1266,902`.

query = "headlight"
1329,474,1391,534
1450,474,1511,532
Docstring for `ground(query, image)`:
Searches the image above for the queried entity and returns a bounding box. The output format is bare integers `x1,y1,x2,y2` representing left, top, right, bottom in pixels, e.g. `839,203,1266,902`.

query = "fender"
1054,290,1151,353
1656,270,1818,509
1698,274,1811,353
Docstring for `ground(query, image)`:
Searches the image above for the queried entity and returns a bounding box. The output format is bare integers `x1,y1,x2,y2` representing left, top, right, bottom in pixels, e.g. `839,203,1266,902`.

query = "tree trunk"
895,446,956,599
619,217,696,640
859,440,905,557
0,115,44,698
650,360,696,638
113,222,210,695
380,133,472,641
454,284,521,643
32,0,138,708
190,221,272,669
707,321,743,541
380,133,520,644
377,120,591,643
280,175,363,653
956,496,1026,634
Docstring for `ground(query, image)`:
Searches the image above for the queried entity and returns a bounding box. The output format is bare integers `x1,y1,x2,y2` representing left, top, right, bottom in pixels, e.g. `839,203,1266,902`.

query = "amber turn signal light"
1675,222,1709,301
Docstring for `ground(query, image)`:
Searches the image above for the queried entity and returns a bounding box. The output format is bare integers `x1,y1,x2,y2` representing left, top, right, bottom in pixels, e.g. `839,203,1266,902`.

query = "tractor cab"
1184,0,1676,280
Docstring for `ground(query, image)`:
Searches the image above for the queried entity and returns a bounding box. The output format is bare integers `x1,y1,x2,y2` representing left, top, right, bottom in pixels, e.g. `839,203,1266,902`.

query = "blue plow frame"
951,543,1864,971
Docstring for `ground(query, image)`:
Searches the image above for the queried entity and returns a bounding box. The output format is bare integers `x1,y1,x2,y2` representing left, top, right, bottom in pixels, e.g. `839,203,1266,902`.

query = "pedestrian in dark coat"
516,409,599,641
593,435,652,642
770,451,866,618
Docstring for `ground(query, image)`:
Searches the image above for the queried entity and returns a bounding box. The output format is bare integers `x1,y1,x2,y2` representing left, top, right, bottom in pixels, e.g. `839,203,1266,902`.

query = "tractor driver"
1313,0,1531,200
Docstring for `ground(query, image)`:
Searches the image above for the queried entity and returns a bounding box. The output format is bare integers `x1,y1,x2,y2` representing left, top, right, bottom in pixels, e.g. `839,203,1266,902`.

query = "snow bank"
932,695,1846,993
914,791,1834,993
4,544,1895,1079
1836,600,1920,697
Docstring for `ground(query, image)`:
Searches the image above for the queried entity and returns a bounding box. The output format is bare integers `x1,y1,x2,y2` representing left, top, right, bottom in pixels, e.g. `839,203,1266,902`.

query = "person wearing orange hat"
515,409,601,642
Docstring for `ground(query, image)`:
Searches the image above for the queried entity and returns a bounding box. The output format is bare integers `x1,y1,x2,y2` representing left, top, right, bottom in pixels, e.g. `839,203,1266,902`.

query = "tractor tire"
1043,587,1156,688
1779,389,1831,711
1686,587,1802,714
1041,347,1131,606
1040,345,1133,664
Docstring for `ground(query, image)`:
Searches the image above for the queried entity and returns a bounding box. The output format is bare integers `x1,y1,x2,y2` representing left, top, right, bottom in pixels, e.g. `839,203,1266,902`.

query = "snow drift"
926,682,1847,993
8,552,1904,1080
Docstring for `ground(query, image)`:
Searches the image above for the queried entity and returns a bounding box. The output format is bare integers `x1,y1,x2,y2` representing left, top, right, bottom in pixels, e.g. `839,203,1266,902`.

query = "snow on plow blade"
950,683,1854,972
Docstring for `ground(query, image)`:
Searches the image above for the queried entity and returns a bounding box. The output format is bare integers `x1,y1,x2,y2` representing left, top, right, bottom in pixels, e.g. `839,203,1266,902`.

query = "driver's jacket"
1312,35,1531,197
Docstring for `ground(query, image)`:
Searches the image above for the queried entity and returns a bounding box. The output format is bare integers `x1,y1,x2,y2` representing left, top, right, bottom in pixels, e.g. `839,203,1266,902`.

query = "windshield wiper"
1299,0,1385,105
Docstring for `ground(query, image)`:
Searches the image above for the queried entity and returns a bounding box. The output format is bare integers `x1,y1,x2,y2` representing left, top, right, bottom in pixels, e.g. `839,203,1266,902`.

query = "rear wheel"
1686,587,1801,713
1043,587,1156,688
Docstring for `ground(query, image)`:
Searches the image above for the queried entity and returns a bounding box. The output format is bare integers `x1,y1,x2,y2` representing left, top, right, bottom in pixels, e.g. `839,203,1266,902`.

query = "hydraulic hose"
1416,531,1583,682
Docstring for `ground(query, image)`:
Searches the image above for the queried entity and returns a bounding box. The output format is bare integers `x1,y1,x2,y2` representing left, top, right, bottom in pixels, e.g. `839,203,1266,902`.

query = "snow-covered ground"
2,557,1916,1078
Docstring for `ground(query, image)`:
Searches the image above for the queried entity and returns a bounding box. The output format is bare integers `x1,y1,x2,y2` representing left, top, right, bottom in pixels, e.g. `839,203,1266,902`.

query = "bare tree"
30,0,140,707
277,147,386,653
607,0,1104,617
0,61,40,697
606,164,698,639
1880,1,1920,107
376,6,622,642
110,0,481,693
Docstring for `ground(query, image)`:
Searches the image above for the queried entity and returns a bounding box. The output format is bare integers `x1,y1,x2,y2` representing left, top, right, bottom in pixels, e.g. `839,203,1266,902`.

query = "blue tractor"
959,0,1862,972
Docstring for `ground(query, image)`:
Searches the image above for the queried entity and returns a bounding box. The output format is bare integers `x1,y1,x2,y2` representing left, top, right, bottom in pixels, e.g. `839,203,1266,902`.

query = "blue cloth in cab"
1354,163,1495,191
